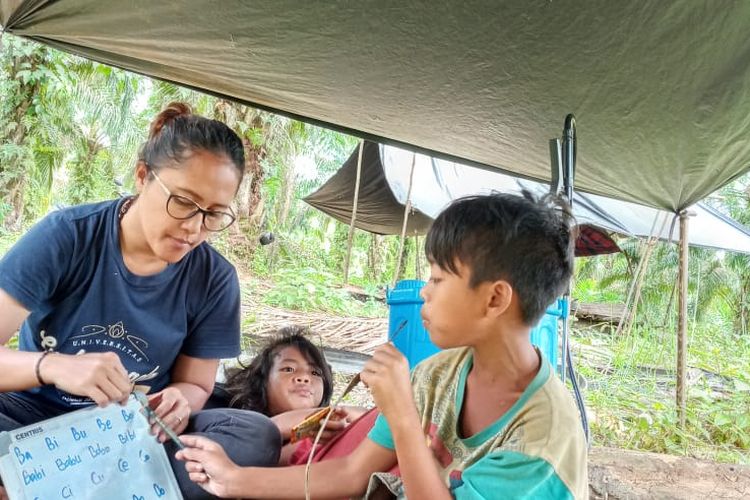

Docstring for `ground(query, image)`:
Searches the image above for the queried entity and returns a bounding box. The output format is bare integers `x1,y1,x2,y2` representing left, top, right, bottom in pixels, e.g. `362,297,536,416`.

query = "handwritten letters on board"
0,396,182,500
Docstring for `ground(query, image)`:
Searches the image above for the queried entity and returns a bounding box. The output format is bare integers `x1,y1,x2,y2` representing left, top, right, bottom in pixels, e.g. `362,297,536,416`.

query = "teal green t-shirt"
367,348,588,499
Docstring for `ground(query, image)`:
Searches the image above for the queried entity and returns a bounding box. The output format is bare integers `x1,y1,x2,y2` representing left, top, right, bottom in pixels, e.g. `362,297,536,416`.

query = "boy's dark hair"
425,191,575,325
222,326,334,415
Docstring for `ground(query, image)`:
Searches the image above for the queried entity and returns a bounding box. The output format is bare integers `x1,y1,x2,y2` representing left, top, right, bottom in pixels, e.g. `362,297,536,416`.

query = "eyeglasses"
149,169,236,232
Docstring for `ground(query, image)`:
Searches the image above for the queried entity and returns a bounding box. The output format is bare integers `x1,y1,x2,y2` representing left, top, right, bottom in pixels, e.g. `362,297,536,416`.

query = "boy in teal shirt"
178,192,588,499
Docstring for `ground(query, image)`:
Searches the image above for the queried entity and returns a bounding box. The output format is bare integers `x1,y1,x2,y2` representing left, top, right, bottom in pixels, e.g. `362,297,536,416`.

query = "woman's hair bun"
148,102,192,139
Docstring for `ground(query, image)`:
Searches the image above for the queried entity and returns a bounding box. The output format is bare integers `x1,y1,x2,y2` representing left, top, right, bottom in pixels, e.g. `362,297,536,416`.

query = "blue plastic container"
387,280,563,372
530,299,567,373
386,280,438,367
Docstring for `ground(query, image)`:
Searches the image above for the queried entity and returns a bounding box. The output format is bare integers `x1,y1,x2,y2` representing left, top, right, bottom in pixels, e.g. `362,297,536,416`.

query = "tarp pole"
342,139,364,283
414,235,422,281
676,209,690,427
560,115,576,383
392,153,417,287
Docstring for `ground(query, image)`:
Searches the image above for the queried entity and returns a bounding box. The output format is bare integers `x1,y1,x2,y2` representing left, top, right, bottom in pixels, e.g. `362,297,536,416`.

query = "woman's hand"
360,344,413,423
147,387,191,441
42,351,132,407
175,435,238,498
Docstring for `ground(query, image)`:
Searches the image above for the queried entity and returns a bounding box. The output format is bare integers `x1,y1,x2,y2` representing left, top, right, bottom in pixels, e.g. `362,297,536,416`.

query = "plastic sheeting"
304,141,433,235
4,1,750,211
306,142,750,254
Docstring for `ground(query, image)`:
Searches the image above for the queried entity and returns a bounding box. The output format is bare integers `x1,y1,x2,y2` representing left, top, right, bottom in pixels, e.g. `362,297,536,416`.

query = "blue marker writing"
70,426,87,441
22,466,46,485
45,436,59,450
13,446,32,465
90,471,105,485
96,418,113,432
153,483,166,497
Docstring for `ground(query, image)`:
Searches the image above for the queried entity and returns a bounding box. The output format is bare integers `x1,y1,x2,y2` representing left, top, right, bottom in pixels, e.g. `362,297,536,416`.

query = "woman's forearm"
0,347,45,392
169,381,211,411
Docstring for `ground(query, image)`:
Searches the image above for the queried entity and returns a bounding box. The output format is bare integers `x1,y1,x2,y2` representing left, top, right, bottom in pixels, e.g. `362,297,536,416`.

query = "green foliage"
6,335,19,350
572,277,622,304
0,35,144,226
579,324,750,464
262,267,385,317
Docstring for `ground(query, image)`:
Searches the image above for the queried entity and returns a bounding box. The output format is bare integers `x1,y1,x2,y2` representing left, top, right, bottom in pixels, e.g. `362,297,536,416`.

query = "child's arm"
340,404,369,421
273,406,352,444
176,434,396,498
361,344,453,500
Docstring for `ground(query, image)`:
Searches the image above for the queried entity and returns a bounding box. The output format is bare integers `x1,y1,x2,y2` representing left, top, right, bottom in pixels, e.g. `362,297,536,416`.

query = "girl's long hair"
222,326,334,415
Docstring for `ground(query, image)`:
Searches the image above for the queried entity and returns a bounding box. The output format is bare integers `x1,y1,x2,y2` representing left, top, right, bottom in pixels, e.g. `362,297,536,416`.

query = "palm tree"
42,58,143,206
0,36,54,228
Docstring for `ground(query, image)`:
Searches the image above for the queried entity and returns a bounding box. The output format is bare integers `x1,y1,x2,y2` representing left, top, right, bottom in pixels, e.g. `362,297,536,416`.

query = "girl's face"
134,150,240,263
265,346,325,416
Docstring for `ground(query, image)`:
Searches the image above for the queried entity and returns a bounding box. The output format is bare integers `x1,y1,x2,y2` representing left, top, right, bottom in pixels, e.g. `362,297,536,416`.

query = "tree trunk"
736,275,750,336
276,163,296,230
367,233,384,283
67,139,104,205
213,100,268,260
396,237,414,282
1,45,48,228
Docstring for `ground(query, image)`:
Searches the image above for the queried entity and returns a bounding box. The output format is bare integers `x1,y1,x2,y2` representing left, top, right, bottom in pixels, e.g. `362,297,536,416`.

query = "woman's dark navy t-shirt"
0,198,241,410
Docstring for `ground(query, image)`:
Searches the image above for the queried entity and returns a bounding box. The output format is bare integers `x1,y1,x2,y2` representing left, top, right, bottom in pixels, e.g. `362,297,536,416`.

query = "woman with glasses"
0,102,280,499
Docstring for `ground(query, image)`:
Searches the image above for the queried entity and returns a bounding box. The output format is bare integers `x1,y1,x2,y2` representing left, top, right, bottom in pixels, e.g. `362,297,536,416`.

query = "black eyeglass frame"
148,167,236,232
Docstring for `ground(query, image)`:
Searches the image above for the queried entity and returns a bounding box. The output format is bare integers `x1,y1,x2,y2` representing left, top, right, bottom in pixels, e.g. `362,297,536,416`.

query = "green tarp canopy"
3,1,750,211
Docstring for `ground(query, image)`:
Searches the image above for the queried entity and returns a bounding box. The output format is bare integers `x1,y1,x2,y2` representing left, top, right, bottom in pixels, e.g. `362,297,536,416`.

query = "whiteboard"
0,396,183,500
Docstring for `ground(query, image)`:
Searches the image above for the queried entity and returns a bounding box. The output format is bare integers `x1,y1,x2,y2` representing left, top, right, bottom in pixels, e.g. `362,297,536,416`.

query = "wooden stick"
343,139,365,283
392,153,417,287
676,210,689,428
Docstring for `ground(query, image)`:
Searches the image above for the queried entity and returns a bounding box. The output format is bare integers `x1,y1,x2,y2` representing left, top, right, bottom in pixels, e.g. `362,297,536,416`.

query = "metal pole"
343,139,364,283
560,114,576,383
553,114,589,443
676,210,689,427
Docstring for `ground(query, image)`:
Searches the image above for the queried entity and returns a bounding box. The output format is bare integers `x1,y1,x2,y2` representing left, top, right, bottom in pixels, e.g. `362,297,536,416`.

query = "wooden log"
589,447,750,499
574,302,626,323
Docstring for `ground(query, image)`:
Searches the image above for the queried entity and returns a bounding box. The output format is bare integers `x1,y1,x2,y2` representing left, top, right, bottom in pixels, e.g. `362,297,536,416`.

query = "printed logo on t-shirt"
70,321,150,362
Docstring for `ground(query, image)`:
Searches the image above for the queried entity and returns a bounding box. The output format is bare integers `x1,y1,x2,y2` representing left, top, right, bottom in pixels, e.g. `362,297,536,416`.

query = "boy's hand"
361,344,413,422
176,435,238,498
